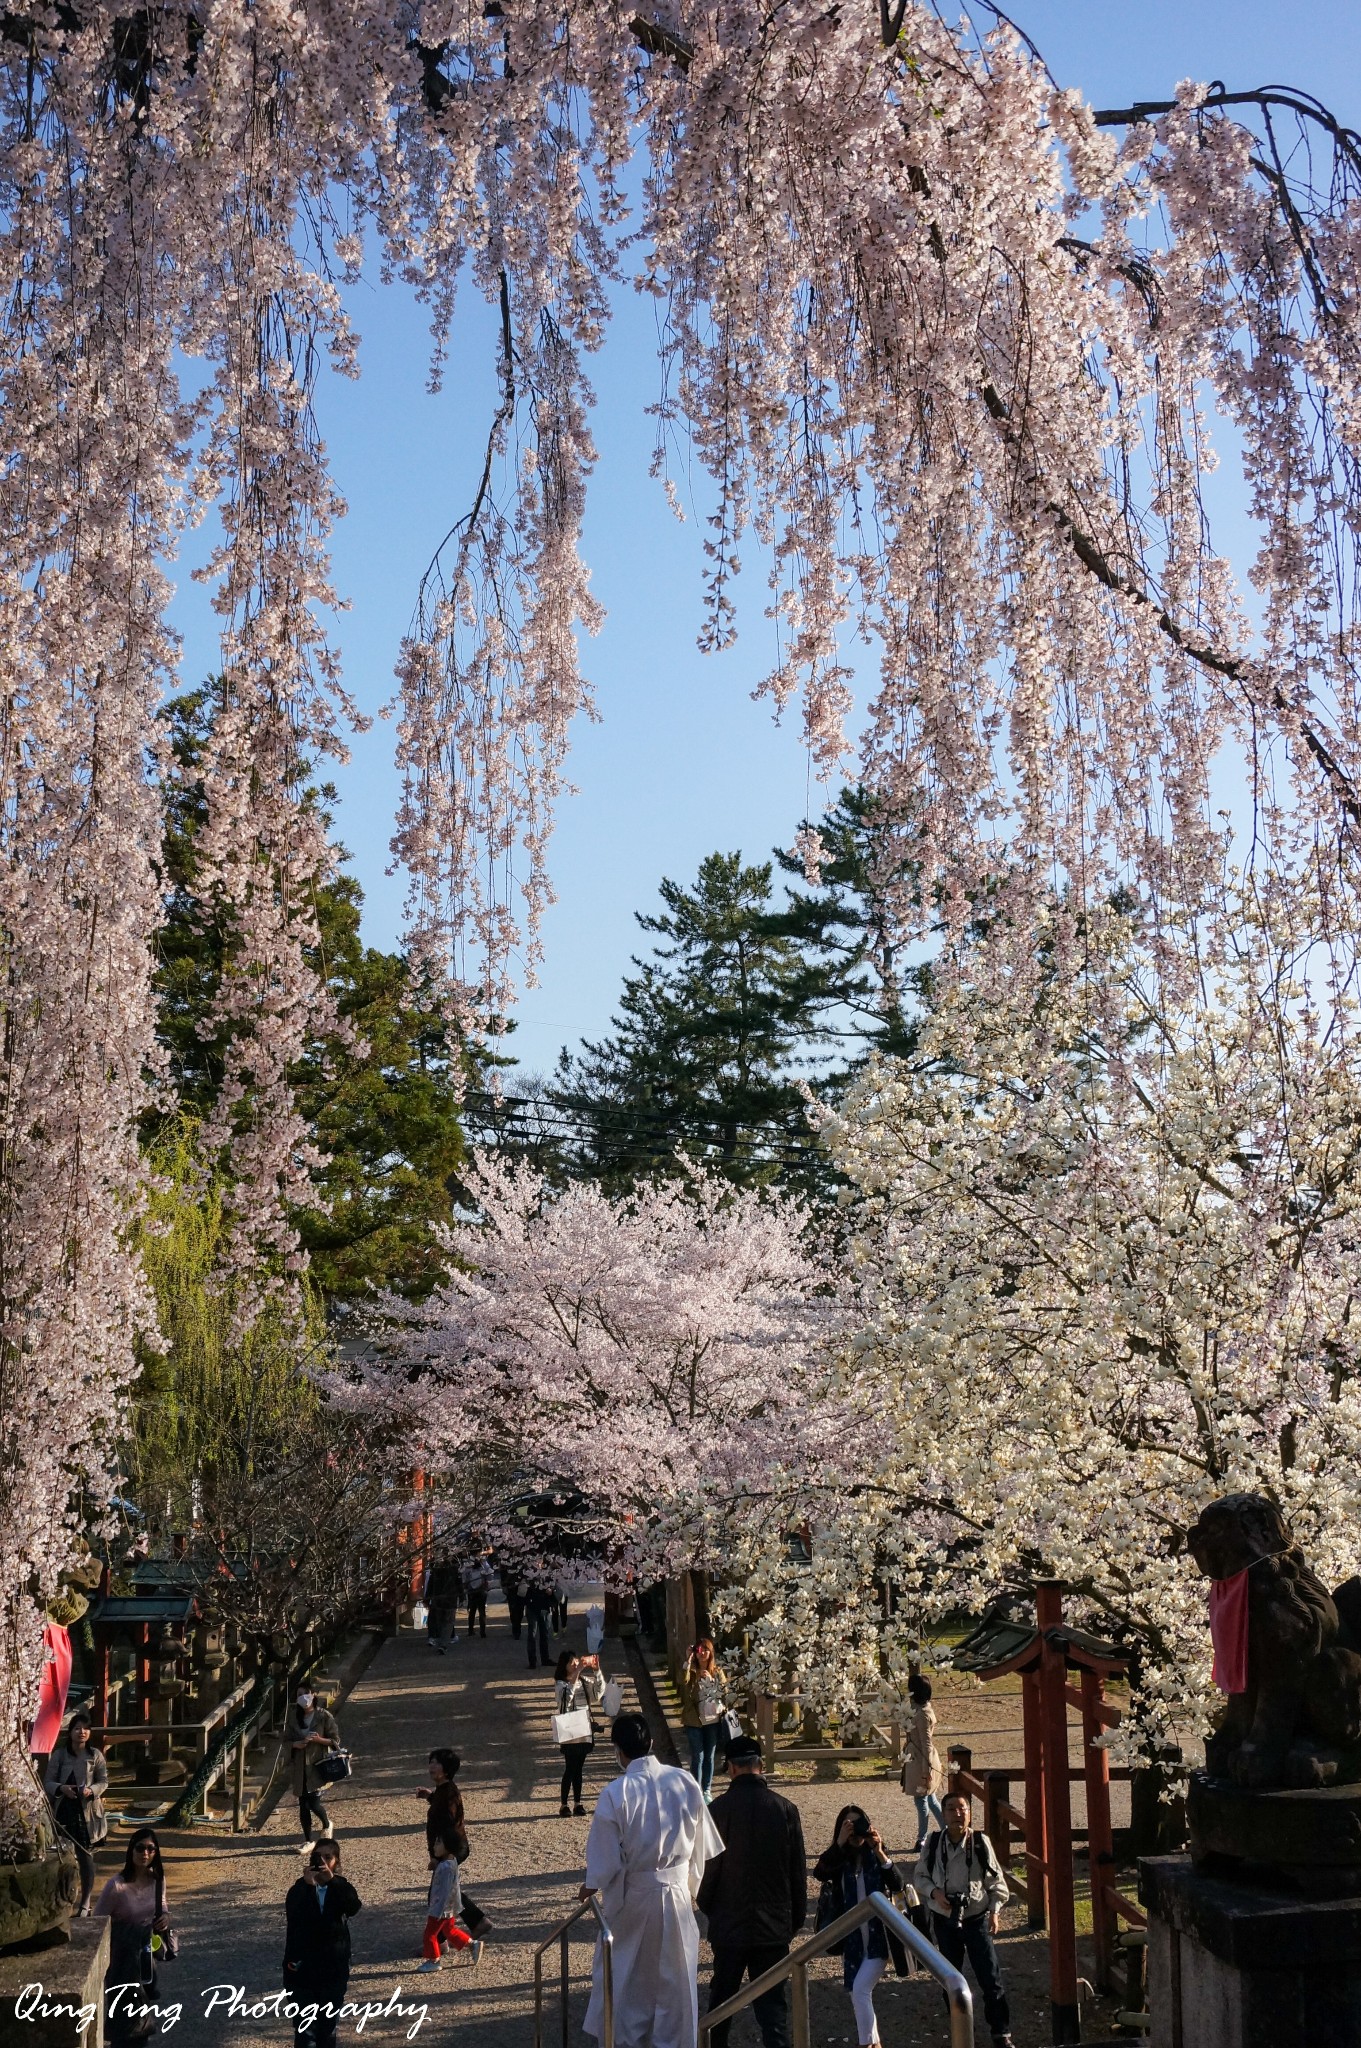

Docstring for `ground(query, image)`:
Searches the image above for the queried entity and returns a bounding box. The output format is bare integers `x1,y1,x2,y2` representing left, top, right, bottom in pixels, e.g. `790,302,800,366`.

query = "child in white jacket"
417,1838,481,1971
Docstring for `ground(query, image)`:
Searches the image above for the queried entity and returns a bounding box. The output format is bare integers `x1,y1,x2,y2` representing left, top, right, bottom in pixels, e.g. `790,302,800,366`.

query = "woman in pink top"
96,1827,172,2044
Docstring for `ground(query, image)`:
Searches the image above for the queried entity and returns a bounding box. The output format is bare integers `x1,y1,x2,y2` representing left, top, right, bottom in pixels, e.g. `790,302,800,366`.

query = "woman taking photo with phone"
553,1650,606,1815
677,1638,726,1802
812,1805,915,2048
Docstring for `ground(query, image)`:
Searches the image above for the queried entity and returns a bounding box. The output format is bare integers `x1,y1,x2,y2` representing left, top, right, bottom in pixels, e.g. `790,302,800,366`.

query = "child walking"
417,1838,483,1972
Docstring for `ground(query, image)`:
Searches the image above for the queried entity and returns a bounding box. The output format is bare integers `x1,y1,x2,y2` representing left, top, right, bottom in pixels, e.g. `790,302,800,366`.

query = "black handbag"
54,1786,91,1851
315,1748,352,1785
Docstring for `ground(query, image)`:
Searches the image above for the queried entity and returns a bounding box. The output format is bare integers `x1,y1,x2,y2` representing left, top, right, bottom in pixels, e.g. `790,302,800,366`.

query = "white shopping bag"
600,1679,624,1718
552,1707,593,1745
585,1604,605,1654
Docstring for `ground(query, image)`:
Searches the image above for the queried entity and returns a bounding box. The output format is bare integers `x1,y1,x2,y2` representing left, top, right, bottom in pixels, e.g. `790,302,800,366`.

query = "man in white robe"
581,1710,724,2048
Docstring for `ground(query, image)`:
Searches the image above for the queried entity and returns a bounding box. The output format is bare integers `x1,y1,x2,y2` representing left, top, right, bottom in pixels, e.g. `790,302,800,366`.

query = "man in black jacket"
282,1842,363,2048
696,1735,807,2048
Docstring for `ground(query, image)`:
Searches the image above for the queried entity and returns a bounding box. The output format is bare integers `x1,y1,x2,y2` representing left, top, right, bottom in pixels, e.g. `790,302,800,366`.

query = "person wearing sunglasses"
96,1828,174,2042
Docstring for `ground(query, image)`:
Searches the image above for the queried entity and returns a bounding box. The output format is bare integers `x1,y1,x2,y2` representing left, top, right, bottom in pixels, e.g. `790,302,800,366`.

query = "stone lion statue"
1186,1493,1361,1789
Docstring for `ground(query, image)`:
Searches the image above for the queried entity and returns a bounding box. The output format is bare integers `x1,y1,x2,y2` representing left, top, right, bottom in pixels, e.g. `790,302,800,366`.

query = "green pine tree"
769,785,928,1085
552,851,819,1190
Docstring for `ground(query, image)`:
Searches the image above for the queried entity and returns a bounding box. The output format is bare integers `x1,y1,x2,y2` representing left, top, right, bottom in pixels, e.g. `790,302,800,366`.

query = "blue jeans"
686,1723,720,1797
915,1792,943,1843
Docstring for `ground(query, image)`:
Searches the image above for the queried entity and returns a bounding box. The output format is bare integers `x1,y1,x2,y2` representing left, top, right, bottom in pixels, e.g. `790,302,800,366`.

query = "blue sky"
168,3,1361,1078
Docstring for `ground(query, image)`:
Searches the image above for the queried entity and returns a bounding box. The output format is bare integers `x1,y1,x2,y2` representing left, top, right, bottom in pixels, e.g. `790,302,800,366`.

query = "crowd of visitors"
43,1573,1018,2048
583,1710,1016,2048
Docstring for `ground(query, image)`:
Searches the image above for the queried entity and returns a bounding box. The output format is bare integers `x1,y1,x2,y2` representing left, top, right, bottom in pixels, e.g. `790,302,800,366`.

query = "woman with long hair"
553,1649,605,1816
44,1712,108,1913
96,1827,174,2044
812,1805,914,2048
677,1638,726,1802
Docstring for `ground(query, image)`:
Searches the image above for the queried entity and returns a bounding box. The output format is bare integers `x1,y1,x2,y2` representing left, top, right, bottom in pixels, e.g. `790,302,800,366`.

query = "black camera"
947,1894,965,1930
849,1816,872,1843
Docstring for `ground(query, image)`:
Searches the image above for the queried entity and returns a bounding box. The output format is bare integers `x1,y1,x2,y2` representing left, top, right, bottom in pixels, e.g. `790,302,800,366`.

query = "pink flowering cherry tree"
342,1156,834,1586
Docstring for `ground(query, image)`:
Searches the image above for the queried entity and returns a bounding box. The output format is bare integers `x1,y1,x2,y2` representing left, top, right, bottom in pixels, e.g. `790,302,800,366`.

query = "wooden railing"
948,1746,1146,1984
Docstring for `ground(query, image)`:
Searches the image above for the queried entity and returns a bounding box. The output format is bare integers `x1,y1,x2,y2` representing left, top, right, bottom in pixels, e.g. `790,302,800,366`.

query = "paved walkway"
140,1594,1120,2047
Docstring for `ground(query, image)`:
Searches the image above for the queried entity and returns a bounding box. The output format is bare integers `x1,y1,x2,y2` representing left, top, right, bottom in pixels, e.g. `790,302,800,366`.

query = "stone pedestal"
1141,1854,1361,2047
0,1916,109,2047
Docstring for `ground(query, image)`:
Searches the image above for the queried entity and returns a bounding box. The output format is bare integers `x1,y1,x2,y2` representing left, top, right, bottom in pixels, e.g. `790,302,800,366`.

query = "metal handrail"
700,1892,973,2048
532,1893,614,2048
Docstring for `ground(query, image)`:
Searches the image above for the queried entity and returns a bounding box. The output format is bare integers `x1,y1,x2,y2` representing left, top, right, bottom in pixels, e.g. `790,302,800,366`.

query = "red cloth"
422,1915,471,1960
29,1625,72,1753
1209,1568,1251,1693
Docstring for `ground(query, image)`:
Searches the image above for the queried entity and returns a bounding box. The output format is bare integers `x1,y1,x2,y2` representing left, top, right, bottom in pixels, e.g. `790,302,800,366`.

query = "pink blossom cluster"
340,1155,836,1585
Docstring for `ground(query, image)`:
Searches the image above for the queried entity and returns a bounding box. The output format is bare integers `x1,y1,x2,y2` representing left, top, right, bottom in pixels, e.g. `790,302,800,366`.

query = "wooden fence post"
757,1695,776,1773
1022,1666,1048,1930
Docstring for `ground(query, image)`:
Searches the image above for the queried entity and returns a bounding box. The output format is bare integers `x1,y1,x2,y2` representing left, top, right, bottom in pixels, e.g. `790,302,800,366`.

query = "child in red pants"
416,1838,481,1971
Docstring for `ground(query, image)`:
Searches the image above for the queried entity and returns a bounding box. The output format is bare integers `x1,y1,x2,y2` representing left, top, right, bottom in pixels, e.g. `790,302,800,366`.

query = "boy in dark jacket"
283,1842,362,2048
697,1735,807,2048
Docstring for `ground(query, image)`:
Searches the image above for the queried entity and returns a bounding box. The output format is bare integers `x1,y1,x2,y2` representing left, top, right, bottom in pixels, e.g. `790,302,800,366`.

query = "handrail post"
560,1930,570,2048
789,1957,811,2048
534,1948,545,2048
233,1731,246,1831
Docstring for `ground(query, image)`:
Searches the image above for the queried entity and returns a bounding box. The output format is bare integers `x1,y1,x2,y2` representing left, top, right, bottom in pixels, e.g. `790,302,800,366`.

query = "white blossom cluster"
711,879,1361,1757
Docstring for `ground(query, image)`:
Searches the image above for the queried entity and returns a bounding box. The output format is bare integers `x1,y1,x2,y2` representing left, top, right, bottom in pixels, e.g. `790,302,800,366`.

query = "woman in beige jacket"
899,1673,944,1850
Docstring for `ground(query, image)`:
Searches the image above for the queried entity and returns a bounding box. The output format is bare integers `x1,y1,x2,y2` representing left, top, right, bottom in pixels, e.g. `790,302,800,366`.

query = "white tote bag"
600,1678,624,1719
552,1707,593,1746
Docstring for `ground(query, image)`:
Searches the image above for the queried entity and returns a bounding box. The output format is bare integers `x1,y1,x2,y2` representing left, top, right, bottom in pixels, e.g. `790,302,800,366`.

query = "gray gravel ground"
146,1596,1123,2048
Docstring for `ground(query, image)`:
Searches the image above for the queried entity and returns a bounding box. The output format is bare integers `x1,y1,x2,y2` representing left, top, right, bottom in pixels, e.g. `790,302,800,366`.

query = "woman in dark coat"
415,1747,491,1939
283,1841,361,2048
812,1805,916,2048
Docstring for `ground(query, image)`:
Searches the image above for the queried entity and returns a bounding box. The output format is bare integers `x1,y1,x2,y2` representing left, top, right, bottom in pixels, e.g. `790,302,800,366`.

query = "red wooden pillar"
404,1469,428,1600
1021,1666,1048,1929
1082,1666,1117,1993
1037,1582,1080,2043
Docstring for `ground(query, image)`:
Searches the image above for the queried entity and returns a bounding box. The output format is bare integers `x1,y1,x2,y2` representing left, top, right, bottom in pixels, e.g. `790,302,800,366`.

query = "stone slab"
1141,1854,1361,2048
0,1916,109,2048
1189,1772,1361,1889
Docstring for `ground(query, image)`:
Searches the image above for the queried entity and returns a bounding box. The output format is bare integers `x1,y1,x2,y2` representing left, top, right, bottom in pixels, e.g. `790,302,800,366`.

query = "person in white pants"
811,1805,915,2048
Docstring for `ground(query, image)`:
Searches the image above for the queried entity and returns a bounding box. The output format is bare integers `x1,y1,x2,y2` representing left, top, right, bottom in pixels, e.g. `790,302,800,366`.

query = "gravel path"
142,1595,1124,2047
160,1594,630,2046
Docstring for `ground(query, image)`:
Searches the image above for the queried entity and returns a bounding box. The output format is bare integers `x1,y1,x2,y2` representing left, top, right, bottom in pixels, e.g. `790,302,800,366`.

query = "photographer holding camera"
811,1805,914,2048
914,1789,1015,2048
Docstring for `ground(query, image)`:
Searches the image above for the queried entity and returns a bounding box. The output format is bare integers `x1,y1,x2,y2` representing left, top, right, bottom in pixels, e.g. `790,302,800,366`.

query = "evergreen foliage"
548,796,928,1194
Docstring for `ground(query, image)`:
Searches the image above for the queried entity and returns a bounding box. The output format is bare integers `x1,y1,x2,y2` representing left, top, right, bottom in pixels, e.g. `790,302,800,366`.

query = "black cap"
726,1734,762,1764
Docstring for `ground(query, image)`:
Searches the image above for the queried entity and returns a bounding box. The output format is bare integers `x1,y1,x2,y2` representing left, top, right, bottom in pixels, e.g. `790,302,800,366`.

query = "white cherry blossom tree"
714,877,1361,1754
